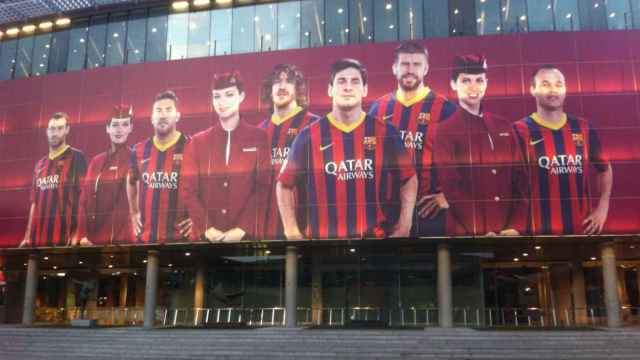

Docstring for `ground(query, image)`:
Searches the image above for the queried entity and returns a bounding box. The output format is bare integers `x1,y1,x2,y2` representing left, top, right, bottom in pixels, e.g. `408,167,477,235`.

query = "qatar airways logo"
538,154,583,175
36,175,60,191
325,158,374,181
142,171,179,189
399,130,424,150
271,146,290,166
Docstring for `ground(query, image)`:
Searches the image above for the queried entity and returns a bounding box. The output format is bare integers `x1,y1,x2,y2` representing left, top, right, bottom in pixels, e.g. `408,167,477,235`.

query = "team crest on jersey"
363,136,377,150
572,133,584,147
417,112,431,125
287,128,299,139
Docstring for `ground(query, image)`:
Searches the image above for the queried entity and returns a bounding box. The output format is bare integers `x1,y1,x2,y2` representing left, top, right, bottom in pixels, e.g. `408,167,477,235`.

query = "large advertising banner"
0,31,639,248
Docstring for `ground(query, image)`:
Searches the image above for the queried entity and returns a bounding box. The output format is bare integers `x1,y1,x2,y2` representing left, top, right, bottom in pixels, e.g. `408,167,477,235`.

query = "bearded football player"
127,91,193,243
513,65,613,235
368,41,457,237
259,64,319,240
74,105,134,246
20,112,87,247
434,55,528,236
277,58,417,240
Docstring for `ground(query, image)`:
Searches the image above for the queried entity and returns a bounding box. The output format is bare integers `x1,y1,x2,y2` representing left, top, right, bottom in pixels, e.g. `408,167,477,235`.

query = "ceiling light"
39,21,53,30
6,27,19,36
172,1,189,11
22,24,36,33
55,18,71,27
193,0,210,6
534,246,542,250
513,258,520,262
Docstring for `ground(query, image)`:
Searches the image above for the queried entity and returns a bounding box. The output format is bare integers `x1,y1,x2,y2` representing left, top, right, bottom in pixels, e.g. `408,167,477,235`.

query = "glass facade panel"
126,9,147,64
579,0,608,31
211,8,232,55
232,6,255,54
146,7,168,62
277,2,301,50
348,0,374,43
326,0,349,46
555,0,580,31
67,20,88,71
31,33,52,77
450,0,476,36
399,0,424,40
633,0,640,28
606,0,632,29
187,10,211,58
527,0,554,31
106,12,127,67
15,36,35,79
424,0,450,37
0,39,18,80
301,0,325,48
476,0,502,35
87,15,108,69
500,0,528,33
255,4,277,51
374,0,399,43
167,11,189,60
48,30,69,73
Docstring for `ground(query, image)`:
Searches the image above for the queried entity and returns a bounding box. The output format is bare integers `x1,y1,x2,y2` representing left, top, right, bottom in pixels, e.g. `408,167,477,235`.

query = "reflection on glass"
106,12,127,67
606,0,632,29
232,6,255,54
476,0,502,35
67,19,88,71
31,34,52,77
255,4,277,51
554,0,580,31
48,30,69,73
326,0,349,46
374,0,398,42
167,12,189,60
500,0,528,33
579,0,608,31
146,7,168,62
0,39,18,80
424,0,450,37
527,0,553,31
211,9,232,55
449,0,476,36
632,0,640,28
126,9,147,64
188,10,211,58
278,1,301,50
87,15,108,69
15,36,35,79
348,0,373,43
301,0,325,48
399,0,424,40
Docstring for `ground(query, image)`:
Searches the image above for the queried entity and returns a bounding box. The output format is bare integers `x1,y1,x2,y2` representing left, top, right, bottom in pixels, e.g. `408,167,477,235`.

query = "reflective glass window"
211,8,232,55
106,12,127,67
126,9,147,64
500,0,528,33
554,0,580,31
326,0,349,46
527,0,554,31
449,0,477,36
255,4,277,51
277,1,301,50
348,0,373,43
87,15,108,69
48,29,69,73
399,0,424,40
188,10,211,58
232,6,255,54
424,0,450,37
374,0,399,42
0,39,18,80
633,0,640,28
15,35,35,79
146,7,168,61
31,33,52,77
476,0,502,35
606,0,632,29
67,19,89,70
301,0,325,48
578,0,607,30
167,11,189,60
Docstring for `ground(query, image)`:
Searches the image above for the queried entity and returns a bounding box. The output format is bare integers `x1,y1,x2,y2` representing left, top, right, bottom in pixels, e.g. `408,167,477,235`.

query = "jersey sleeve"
367,100,381,119
588,127,608,172
128,146,141,183
29,160,40,204
278,127,310,188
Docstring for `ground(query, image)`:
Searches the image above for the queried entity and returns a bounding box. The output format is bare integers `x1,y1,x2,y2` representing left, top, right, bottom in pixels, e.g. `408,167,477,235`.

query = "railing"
35,306,144,326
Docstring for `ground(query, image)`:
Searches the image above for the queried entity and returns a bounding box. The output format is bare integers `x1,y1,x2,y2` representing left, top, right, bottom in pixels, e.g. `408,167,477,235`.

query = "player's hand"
176,218,193,239
583,203,609,235
388,222,411,238
220,228,246,242
499,229,520,236
130,211,143,237
417,192,449,219
18,238,29,248
284,227,304,240
205,227,225,242
79,237,93,246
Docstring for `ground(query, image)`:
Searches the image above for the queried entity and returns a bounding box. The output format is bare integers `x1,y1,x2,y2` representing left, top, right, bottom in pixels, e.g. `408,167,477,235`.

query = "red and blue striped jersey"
129,132,190,244
278,112,415,239
29,146,87,247
512,113,608,235
368,88,457,195
259,107,318,240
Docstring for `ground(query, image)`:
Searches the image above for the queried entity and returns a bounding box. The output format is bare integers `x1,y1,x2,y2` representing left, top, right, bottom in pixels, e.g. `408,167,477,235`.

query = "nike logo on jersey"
242,147,257,152
320,143,333,151
382,114,394,121
530,138,544,146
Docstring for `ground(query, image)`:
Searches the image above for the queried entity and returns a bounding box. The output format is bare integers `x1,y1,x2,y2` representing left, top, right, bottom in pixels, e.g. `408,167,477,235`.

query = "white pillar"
437,244,453,328
143,250,160,329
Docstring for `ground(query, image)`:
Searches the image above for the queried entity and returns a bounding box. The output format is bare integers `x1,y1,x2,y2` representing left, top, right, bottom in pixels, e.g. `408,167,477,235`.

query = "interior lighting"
172,1,190,11
39,21,53,30
6,27,19,36
55,18,71,27
193,0,211,7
